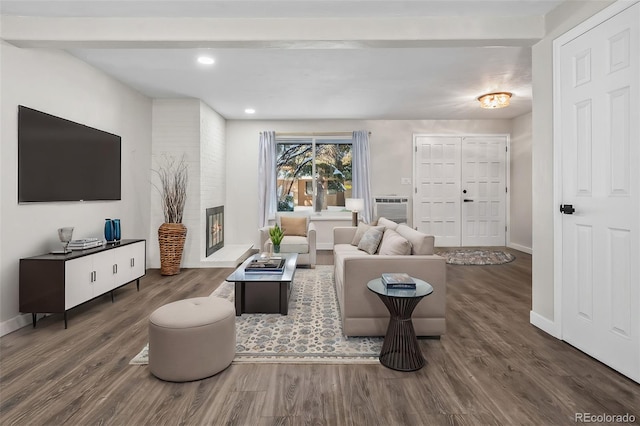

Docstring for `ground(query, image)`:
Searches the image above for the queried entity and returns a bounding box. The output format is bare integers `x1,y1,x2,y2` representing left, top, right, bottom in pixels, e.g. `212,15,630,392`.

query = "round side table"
367,277,433,371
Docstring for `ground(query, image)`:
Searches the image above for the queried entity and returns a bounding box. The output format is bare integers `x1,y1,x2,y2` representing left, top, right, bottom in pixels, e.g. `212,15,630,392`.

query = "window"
276,137,352,212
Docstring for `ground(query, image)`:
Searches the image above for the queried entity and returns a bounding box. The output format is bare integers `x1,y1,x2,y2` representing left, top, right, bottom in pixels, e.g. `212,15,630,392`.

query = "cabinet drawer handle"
131,258,135,267
113,264,118,274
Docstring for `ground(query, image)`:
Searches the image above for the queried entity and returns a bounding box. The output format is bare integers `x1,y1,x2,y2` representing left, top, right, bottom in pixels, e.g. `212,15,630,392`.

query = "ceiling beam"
1,15,544,49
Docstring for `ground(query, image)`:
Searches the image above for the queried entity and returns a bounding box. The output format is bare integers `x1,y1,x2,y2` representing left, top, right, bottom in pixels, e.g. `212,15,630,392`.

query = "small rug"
435,248,515,265
130,266,381,365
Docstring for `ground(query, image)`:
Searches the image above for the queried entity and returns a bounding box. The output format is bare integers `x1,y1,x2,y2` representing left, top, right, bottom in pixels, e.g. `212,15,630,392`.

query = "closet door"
414,136,462,246
557,1,639,382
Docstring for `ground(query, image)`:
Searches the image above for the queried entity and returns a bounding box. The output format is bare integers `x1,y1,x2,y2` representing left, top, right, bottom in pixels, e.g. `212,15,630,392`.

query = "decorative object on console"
269,223,284,253
67,238,103,250
54,227,74,254
104,218,115,242
113,219,121,241
154,154,189,276
345,198,365,226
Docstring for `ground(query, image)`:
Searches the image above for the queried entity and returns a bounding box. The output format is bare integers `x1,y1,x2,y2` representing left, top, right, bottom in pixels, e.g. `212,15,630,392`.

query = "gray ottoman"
149,296,235,382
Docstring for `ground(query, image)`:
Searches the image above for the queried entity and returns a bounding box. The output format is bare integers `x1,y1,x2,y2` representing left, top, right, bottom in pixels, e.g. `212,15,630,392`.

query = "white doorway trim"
552,0,640,342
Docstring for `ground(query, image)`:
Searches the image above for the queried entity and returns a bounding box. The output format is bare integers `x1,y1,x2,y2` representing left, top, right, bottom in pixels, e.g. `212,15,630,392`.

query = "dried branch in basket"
153,154,188,224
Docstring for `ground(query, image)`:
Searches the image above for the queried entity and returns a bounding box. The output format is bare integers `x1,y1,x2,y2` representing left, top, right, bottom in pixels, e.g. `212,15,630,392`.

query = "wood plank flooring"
1,248,639,425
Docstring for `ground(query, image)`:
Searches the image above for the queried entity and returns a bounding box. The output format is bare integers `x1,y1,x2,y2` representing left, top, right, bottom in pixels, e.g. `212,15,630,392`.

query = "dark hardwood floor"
1,249,638,425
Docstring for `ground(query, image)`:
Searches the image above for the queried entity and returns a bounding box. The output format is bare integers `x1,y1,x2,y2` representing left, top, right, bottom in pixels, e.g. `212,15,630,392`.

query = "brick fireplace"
206,206,224,256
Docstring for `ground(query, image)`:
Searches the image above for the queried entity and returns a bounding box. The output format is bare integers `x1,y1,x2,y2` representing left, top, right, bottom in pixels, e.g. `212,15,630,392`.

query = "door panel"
415,136,461,246
559,2,639,382
461,136,507,246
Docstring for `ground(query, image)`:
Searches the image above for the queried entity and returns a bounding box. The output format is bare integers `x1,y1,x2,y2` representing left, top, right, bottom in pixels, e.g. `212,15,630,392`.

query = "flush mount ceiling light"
477,92,512,109
197,56,215,65
244,108,256,114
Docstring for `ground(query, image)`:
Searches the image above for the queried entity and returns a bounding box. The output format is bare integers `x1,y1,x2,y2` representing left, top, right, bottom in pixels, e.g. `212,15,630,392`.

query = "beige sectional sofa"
333,218,446,337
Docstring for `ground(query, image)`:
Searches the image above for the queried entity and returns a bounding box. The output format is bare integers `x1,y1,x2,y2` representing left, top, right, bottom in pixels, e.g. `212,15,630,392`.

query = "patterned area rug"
130,266,381,365
435,248,515,265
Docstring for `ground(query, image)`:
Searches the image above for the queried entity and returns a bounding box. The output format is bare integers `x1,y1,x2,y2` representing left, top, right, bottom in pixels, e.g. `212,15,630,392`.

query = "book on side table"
245,257,286,274
381,273,416,289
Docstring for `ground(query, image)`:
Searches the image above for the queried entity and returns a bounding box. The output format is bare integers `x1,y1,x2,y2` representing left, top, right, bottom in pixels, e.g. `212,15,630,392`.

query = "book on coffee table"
245,258,286,273
381,273,416,289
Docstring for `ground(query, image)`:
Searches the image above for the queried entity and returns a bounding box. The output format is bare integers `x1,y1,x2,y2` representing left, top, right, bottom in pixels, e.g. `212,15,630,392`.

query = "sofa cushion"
280,216,307,237
378,229,412,255
396,224,435,255
376,217,399,231
357,227,384,254
351,223,377,246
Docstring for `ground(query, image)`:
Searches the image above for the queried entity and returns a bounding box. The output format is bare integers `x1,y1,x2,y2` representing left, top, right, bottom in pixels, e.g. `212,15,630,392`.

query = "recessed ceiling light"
245,108,256,114
197,56,215,65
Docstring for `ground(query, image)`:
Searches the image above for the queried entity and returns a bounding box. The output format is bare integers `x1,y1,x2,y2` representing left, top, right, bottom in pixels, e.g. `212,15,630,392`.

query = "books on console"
381,273,416,289
67,238,105,250
245,257,286,273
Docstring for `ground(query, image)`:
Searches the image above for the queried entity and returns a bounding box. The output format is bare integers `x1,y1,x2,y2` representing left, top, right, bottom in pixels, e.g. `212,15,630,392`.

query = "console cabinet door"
65,256,94,309
91,250,116,296
113,241,145,285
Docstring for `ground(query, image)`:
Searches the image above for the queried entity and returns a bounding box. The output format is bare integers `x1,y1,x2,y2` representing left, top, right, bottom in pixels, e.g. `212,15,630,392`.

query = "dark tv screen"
18,106,121,202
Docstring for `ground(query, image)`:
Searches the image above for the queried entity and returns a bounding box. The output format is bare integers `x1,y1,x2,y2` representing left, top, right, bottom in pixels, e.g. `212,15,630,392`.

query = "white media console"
19,239,146,328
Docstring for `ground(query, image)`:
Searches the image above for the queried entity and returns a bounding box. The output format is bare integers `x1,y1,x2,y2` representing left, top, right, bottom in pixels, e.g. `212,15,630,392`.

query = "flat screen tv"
18,106,121,203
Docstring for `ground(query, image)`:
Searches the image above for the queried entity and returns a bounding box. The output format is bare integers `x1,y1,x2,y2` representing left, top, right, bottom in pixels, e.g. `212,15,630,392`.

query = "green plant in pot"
269,223,284,253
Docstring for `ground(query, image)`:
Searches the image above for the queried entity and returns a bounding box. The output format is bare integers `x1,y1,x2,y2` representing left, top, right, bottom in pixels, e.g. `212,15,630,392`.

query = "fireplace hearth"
206,206,224,256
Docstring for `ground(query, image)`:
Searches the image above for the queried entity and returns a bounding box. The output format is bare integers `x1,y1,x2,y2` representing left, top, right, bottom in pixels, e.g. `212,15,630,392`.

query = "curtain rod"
260,131,371,136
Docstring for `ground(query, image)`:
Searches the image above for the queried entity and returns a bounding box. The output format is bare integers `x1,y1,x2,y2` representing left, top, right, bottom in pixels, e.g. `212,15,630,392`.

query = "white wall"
149,99,226,269
531,0,614,327
0,42,152,335
226,119,513,248
509,112,532,253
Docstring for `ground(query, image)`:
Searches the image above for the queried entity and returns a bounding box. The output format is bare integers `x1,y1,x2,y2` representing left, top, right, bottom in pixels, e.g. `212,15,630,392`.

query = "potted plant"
153,154,188,275
269,223,284,253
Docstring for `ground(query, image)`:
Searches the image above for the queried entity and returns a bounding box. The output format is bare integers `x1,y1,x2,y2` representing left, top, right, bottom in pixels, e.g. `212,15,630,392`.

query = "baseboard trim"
530,311,561,339
1,313,32,337
508,242,532,254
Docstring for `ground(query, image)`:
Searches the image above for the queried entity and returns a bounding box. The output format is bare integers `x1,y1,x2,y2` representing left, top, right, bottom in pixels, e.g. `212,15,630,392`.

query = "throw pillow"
378,229,411,255
351,222,372,246
376,217,399,231
280,216,307,236
357,226,384,255
396,224,435,255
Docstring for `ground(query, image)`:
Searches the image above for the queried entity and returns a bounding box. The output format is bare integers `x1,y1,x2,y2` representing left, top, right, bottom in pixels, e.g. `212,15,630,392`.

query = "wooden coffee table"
226,253,298,315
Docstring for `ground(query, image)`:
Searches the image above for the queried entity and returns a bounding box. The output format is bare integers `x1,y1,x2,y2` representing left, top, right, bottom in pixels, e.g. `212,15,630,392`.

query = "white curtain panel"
351,130,373,223
258,131,277,227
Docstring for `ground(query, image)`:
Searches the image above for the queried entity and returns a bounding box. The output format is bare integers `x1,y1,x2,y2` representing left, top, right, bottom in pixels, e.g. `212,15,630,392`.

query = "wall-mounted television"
18,106,122,203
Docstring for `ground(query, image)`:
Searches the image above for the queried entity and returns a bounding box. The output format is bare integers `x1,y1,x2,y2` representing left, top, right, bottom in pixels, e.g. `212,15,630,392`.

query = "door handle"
560,204,575,214
463,199,474,202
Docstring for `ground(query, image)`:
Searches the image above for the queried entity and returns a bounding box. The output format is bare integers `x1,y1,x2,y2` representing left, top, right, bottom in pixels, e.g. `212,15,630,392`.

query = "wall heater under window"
373,196,410,225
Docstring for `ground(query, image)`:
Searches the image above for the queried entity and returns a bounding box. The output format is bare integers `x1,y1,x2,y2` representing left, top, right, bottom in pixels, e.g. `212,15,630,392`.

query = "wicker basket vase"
158,222,187,276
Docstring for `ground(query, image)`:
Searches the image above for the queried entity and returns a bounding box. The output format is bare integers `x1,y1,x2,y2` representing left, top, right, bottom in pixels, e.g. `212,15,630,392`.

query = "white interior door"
461,136,507,246
414,136,461,246
414,134,507,247
558,2,639,382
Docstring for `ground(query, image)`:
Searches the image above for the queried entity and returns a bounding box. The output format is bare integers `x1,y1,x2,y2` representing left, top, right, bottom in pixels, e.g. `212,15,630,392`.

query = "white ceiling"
0,0,564,120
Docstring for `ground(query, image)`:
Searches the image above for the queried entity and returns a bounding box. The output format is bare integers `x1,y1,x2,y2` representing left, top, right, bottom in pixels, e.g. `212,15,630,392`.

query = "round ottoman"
149,296,235,382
